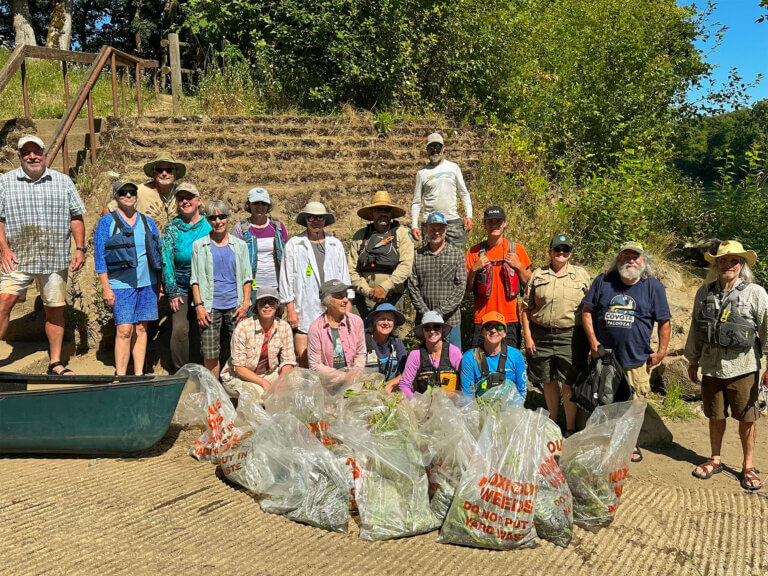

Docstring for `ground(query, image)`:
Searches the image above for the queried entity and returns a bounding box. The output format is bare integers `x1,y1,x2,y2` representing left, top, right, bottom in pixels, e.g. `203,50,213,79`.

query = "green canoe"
0,372,187,454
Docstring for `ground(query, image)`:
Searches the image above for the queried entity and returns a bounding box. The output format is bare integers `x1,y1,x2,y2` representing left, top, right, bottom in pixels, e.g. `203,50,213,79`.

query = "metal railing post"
62,61,70,175
110,52,118,116
87,91,96,164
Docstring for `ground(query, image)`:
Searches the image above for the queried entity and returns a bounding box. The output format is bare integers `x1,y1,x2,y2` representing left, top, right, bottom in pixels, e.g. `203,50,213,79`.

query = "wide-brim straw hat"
143,153,187,179
705,240,757,267
415,310,451,339
357,190,406,221
297,201,335,227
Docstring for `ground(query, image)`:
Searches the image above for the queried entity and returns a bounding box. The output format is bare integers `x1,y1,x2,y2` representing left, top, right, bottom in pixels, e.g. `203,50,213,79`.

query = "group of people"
1,132,767,492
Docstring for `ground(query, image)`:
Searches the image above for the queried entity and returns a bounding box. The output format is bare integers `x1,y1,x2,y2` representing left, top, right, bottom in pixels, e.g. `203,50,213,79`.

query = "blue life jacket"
104,211,162,274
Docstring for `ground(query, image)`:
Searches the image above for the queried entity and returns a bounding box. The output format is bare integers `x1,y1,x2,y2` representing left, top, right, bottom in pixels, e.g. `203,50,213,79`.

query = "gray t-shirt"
311,241,326,284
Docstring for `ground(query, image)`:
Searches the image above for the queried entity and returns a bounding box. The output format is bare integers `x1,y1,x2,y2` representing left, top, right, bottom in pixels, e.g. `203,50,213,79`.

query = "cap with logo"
549,234,573,250
247,187,271,205
319,279,351,300
619,241,644,255
481,311,506,327
483,206,506,221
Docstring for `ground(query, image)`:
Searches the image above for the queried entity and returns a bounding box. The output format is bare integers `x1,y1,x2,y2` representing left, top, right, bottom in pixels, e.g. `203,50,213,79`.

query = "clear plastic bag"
533,418,573,547
438,406,548,550
173,364,241,463
559,399,646,531
221,412,351,532
331,399,437,541
263,368,335,446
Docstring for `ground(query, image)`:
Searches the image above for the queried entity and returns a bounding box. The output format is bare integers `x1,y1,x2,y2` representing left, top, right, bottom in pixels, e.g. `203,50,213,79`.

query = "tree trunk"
46,0,74,50
11,0,37,46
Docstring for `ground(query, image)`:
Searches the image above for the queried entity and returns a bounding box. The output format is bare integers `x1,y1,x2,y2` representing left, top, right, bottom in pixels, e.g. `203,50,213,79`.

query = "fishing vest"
472,346,508,395
413,344,458,394
695,281,758,353
365,333,400,381
240,218,286,281
104,211,162,274
473,239,519,300
356,222,401,275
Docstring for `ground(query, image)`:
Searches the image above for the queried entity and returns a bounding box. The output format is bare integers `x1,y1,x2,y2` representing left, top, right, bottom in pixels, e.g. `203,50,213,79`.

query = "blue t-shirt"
94,211,157,290
581,272,671,368
211,242,238,309
460,346,528,397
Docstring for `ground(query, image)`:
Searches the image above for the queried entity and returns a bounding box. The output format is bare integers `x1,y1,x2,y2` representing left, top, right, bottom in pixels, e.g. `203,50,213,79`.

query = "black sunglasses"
423,323,443,333
552,246,572,254
427,144,443,151
117,189,137,197
207,214,228,222
155,166,175,174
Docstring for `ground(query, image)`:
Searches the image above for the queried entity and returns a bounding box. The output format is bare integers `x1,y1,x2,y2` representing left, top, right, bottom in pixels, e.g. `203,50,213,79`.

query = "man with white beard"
581,242,671,461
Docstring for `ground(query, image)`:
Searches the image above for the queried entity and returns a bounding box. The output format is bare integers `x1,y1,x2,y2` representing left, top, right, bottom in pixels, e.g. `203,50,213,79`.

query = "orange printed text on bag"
474,239,518,300
414,345,458,393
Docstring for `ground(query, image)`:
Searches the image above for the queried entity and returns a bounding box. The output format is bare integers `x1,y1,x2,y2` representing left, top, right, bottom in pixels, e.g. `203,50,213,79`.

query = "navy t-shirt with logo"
582,272,671,368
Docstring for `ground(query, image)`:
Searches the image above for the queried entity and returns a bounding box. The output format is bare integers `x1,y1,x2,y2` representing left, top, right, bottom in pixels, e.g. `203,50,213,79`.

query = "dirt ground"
2,380,768,576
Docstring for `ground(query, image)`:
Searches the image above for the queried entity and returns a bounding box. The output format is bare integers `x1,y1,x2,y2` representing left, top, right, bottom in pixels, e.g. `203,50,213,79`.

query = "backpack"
571,346,634,413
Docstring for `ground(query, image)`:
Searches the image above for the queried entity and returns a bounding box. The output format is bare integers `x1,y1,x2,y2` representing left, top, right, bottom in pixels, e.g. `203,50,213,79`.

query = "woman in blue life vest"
365,303,408,392
94,181,162,375
231,187,288,300
398,311,463,398
460,311,528,398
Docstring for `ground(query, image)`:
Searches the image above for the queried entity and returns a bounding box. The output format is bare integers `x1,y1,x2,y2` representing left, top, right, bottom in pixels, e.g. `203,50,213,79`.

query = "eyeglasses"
117,189,137,197
258,299,279,308
155,166,175,174
423,324,443,333
483,324,507,333
552,246,572,254
207,214,228,222
306,215,326,222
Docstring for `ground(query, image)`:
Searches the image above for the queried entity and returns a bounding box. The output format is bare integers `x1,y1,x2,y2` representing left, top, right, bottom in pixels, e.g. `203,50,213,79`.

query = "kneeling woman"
94,181,162,375
221,286,296,399
307,279,367,378
365,303,408,392
398,311,462,398
461,312,528,398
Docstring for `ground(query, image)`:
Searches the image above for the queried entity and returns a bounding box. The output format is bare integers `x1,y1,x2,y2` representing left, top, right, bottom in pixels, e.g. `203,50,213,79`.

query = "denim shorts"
112,285,159,325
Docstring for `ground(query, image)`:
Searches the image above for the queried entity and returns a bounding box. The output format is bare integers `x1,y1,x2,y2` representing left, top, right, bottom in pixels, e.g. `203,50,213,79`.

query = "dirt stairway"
101,114,488,238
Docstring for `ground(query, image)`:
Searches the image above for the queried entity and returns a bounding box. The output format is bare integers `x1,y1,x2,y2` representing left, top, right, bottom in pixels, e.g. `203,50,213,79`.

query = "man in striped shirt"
0,135,86,375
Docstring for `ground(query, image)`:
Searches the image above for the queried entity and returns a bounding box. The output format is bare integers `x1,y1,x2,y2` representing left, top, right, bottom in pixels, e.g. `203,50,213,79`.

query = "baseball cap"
174,182,200,197
481,311,506,327
112,181,138,196
425,212,447,226
247,187,271,205
549,234,573,249
320,279,351,300
18,135,45,150
619,241,644,254
254,286,280,302
426,133,444,146
483,206,506,221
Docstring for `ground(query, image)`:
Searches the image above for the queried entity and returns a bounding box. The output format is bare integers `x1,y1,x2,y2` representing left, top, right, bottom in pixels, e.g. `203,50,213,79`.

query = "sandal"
47,361,74,376
631,447,643,463
692,458,723,480
741,468,763,491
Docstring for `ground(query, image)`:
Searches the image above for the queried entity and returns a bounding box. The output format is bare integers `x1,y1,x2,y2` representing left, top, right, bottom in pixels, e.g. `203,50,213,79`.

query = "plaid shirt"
408,241,467,327
0,167,86,274
221,317,296,381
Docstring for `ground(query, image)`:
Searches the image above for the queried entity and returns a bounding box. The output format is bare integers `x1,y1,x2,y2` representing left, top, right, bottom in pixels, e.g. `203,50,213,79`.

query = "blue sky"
684,1,768,106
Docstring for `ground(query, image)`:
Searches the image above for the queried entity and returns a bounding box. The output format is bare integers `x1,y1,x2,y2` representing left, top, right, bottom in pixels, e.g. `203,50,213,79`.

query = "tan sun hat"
357,190,406,221
143,152,187,179
297,201,335,227
705,240,757,267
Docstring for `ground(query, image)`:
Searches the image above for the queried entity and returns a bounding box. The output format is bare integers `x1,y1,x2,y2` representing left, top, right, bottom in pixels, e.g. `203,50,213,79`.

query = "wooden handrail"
0,45,26,94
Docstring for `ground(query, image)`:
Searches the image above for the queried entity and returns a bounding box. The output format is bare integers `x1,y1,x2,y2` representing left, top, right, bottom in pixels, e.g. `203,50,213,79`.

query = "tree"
11,0,37,46
45,0,73,50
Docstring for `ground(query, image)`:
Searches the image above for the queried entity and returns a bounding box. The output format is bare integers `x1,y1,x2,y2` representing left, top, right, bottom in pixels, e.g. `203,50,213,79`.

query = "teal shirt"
161,215,212,298
190,234,252,313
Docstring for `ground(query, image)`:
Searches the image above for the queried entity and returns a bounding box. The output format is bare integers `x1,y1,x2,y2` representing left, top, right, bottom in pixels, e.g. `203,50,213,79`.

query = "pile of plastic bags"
174,365,646,548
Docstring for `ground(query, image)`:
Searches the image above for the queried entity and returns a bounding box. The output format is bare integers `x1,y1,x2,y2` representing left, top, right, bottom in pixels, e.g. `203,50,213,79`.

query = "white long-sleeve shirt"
278,232,352,333
411,159,472,224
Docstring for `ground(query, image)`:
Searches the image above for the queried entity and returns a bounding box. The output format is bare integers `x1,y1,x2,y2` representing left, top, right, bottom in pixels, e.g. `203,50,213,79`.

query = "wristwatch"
76,246,87,254
191,301,203,308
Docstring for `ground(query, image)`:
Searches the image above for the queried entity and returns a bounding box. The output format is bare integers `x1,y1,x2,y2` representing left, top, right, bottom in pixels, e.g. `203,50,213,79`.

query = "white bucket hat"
297,201,335,227
415,310,450,339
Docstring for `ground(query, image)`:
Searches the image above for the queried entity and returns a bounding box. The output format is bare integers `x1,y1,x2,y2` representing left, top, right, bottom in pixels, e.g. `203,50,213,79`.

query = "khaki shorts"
701,372,759,422
624,365,651,397
0,269,68,307
221,370,279,399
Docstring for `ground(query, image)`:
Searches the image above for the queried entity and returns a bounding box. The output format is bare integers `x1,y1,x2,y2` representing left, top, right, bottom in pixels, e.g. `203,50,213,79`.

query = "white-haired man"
685,240,768,491
582,241,671,462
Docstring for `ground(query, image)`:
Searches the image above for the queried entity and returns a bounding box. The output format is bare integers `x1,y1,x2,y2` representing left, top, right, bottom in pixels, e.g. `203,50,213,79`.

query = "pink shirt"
307,312,367,376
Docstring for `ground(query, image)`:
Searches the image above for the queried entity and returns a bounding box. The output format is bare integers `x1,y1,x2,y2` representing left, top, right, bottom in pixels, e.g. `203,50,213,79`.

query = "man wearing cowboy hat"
685,240,768,491
104,152,186,232
348,190,414,319
279,201,352,366
411,132,473,248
